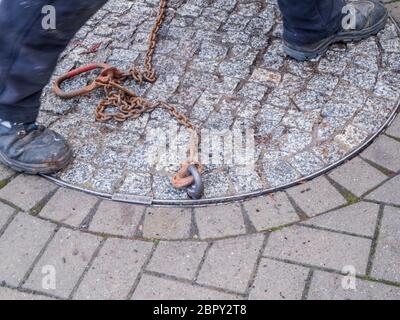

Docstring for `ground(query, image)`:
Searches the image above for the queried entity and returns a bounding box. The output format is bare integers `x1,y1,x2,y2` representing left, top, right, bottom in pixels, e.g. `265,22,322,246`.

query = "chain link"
94,0,195,132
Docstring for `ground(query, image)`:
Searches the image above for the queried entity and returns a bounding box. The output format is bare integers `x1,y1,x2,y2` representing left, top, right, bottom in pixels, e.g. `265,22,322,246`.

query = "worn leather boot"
0,122,72,174
284,0,388,61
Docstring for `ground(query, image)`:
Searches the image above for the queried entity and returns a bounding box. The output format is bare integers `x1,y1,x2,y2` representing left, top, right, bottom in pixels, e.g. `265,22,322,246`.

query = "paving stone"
287,177,347,217
371,206,400,283
147,241,207,280
386,115,400,138
308,271,400,300
335,125,369,150
263,160,301,187
142,207,192,239
264,225,372,274
0,165,14,182
39,188,98,227
0,214,55,286
0,175,57,211
249,258,309,300
74,238,153,300
0,287,53,300
197,234,265,293
24,228,102,298
132,274,241,300
303,202,379,238
328,157,387,197
366,175,400,205
243,192,300,231
289,151,325,175
0,202,14,230
195,203,246,239
89,200,145,237
362,135,400,172
201,172,233,199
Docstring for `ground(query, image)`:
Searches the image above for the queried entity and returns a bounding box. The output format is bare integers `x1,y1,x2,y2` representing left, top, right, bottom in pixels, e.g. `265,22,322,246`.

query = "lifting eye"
186,165,204,200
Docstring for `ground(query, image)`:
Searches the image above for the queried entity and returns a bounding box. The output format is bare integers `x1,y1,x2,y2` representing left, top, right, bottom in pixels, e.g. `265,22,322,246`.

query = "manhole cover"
40,0,400,205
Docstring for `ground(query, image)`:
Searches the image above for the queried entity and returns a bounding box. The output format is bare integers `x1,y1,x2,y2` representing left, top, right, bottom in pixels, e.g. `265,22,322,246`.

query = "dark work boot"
284,0,388,61
0,122,72,174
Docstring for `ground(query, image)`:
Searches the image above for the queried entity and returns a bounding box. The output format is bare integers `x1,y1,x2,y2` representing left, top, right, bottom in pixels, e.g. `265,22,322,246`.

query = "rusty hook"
171,162,195,189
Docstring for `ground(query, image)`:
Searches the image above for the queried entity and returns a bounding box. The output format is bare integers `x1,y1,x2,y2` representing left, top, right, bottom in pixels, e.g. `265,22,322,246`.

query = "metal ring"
53,63,110,99
186,165,204,200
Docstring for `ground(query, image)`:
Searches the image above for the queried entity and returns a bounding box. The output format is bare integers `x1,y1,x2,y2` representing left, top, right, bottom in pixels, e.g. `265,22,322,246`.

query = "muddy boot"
284,0,388,61
0,121,72,174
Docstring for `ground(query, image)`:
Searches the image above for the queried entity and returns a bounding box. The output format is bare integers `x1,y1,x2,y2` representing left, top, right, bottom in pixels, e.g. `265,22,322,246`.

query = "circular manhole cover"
40,0,400,205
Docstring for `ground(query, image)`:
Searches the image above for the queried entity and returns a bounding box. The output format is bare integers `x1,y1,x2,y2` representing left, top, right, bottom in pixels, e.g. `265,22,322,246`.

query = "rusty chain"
53,0,204,199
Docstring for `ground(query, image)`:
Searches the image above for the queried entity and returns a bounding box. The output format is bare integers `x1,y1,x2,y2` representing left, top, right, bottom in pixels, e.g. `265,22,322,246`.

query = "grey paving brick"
132,275,241,300
308,271,400,300
243,192,300,231
328,157,387,197
362,135,400,172
0,202,14,230
303,202,380,237
249,258,309,300
197,234,265,293
0,175,57,211
287,177,347,217
147,241,207,280
0,165,14,182
371,206,400,283
40,188,98,227
264,225,372,274
74,238,153,300
142,207,192,240
195,203,246,239
23,228,102,298
386,115,400,138
89,200,145,237
0,287,53,300
0,214,55,286
366,174,400,205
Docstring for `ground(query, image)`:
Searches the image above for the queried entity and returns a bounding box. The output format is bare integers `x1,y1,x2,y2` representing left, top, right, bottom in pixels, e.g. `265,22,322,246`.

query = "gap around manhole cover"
40,1,400,206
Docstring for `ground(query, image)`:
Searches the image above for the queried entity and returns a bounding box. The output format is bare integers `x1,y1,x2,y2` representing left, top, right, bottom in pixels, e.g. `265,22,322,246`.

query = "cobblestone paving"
1,116,400,300
0,0,400,300
37,0,400,202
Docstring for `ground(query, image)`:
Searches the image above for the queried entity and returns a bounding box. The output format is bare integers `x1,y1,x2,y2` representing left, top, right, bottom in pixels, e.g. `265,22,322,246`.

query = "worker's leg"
277,0,388,60
277,0,345,46
0,0,107,174
0,0,107,123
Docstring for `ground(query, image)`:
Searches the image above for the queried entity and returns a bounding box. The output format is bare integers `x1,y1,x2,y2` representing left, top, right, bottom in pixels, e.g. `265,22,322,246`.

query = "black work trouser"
278,0,345,45
0,0,344,123
0,0,107,123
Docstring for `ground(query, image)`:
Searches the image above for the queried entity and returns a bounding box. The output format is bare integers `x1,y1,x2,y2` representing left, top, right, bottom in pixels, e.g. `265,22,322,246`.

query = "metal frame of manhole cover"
43,104,399,206
40,5,400,207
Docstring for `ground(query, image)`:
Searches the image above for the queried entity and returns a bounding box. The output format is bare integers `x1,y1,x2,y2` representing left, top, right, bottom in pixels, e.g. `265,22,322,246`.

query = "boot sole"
283,12,389,61
0,149,73,175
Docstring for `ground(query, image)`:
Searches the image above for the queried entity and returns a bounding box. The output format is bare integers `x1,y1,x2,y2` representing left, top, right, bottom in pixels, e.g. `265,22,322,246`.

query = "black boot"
0,122,72,174
284,0,388,61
